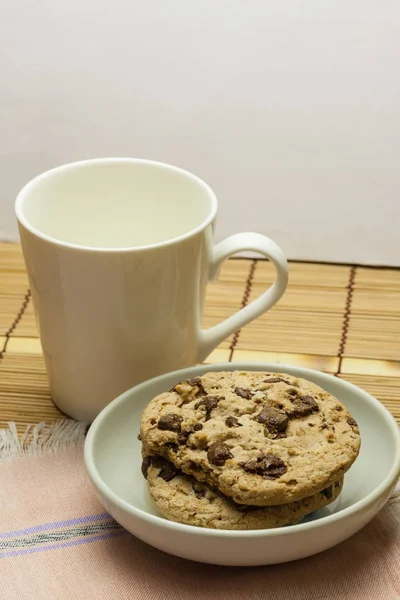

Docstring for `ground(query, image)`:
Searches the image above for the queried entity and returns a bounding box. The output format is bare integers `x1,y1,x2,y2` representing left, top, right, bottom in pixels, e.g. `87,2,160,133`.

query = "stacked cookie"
139,371,360,530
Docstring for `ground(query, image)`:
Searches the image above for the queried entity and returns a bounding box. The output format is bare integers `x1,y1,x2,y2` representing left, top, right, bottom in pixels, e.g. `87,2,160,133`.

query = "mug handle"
196,232,288,362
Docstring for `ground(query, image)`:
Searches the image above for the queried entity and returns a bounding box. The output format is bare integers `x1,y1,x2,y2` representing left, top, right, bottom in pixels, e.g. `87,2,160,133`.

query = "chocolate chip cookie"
140,371,360,506
143,455,344,530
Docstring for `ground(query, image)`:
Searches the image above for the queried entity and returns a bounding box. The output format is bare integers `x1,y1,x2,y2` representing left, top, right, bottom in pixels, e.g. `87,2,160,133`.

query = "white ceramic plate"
84,363,400,566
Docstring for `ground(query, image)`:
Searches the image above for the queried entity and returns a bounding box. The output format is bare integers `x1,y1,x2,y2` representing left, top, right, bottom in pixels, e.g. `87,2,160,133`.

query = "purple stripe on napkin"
0,513,110,539
0,530,128,558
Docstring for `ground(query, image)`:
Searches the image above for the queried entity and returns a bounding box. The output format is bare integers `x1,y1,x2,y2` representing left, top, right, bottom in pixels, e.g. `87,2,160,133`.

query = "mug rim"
15,157,218,253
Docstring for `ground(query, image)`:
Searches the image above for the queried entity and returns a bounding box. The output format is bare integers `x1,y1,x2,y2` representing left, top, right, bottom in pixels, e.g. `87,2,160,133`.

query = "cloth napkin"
1,421,399,600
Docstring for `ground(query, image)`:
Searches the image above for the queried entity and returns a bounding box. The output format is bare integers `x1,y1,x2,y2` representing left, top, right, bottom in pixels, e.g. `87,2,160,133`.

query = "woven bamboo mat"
0,243,399,434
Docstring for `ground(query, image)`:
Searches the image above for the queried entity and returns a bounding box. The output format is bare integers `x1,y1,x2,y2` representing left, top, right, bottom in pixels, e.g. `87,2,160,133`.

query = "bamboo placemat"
0,243,399,433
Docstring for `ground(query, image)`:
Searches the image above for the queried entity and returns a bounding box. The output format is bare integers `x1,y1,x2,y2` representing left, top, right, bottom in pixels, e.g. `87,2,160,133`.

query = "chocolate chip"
157,413,183,432
225,416,242,428
159,463,178,481
193,423,203,431
347,416,358,428
195,395,221,420
287,388,298,397
142,454,179,481
319,423,329,430
263,377,292,385
322,485,333,499
165,442,179,453
152,456,178,482
188,460,201,471
186,377,203,387
171,377,206,397
137,433,142,441
334,405,343,412
185,377,207,396
207,442,232,466
234,387,252,399
289,395,319,418
187,377,206,396
141,456,152,479
177,430,191,444
241,453,287,479
192,482,206,499
301,395,319,410
255,407,289,433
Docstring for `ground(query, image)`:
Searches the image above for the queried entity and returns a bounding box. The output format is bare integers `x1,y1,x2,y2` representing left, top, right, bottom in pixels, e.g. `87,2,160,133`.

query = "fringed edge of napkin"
0,420,87,460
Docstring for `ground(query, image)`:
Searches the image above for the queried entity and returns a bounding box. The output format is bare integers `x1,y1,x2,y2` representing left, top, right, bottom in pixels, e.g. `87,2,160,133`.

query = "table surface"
1,243,399,434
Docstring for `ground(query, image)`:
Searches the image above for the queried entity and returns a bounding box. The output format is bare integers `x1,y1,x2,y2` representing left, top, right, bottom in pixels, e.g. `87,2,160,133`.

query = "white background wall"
1,1,399,265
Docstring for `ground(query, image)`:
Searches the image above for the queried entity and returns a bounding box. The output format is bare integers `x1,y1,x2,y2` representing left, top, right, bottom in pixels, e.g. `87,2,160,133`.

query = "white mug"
15,159,288,422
